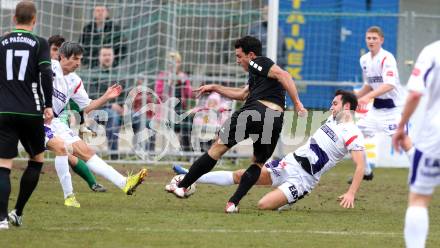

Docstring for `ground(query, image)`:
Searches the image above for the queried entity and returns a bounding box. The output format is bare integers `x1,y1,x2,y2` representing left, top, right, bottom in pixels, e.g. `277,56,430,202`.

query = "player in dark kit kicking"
166,35,307,213
0,1,53,229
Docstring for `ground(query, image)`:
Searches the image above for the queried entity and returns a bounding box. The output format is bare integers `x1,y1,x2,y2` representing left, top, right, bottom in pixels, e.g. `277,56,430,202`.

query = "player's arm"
83,84,123,114
357,82,393,110
267,64,306,114
338,150,365,208
392,90,422,152
360,83,394,100
399,91,422,128
359,56,398,102
38,37,54,123
71,78,123,114
356,59,372,98
193,84,249,101
355,84,373,98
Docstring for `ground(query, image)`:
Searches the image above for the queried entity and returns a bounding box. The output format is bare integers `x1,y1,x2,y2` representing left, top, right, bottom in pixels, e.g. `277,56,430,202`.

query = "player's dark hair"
335,90,358,111
58,41,84,59
48,35,65,48
15,1,37,25
234,36,262,56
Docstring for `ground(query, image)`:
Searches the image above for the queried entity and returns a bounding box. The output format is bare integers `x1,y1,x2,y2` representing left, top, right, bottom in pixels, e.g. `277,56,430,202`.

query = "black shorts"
218,101,284,163
0,115,45,159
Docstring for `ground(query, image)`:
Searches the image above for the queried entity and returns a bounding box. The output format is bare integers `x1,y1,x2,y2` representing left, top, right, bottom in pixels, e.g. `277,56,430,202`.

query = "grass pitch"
1,160,439,248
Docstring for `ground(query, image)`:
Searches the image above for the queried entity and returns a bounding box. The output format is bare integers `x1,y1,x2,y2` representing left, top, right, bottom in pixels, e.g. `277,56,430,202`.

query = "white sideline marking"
41,226,400,237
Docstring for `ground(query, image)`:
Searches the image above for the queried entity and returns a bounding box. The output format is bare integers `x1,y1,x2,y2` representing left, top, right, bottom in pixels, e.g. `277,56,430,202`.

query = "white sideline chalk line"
41,226,400,237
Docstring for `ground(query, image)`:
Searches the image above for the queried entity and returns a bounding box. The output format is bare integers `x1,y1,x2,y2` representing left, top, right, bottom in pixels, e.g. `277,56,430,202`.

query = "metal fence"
1,1,439,164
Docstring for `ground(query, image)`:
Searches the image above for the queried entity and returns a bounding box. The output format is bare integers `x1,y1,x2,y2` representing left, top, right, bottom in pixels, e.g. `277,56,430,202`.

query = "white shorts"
266,153,317,204
409,149,440,195
44,118,81,146
357,107,401,138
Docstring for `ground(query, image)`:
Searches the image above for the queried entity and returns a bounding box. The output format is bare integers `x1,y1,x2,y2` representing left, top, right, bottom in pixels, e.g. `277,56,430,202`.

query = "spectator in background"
89,46,124,160
131,79,156,152
155,51,193,152
192,92,231,152
248,4,287,68
79,5,126,68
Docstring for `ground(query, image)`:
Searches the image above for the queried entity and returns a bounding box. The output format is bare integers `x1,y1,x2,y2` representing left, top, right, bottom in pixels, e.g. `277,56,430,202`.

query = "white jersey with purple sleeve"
265,117,365,203
294,117,365,181
360,48,405,109
50,60,92,117
406,40,440,158
64,72,92,110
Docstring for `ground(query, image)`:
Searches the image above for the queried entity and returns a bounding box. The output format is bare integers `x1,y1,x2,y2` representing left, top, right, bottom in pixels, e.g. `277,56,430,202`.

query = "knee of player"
72,141,95,160
67,154,78,166
49,140,68,155
208,142,229,159
233,169,246,184
75,148,95,161
257,199,273,210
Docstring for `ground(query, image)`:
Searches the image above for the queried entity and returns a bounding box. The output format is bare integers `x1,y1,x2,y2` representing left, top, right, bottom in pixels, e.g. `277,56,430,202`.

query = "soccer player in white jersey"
48,35,106,194
170,90,366,211
45,42,147,207
353,26,405,183
393,40,440,248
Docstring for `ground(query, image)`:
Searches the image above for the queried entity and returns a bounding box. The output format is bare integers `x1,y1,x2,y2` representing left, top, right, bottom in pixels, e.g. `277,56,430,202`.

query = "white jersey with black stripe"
360,48,405,108
51,59,91,116
407,40,440,158
294,116,365,180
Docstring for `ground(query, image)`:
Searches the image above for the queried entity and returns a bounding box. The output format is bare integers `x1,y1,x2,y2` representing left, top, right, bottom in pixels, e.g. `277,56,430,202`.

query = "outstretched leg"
177,141,229,189
69,154,106,192
228,163,263,206
257,188,289,210
72,140,146,195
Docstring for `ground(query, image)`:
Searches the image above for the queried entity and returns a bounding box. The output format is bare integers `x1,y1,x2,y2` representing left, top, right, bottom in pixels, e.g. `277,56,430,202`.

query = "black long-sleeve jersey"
0,29,53,116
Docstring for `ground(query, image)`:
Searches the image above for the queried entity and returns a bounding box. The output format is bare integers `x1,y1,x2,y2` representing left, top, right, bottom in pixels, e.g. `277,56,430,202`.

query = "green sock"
72,159,97,188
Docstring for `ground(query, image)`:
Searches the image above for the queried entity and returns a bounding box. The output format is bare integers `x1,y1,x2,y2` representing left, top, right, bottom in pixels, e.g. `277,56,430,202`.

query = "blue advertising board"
279,0,399,109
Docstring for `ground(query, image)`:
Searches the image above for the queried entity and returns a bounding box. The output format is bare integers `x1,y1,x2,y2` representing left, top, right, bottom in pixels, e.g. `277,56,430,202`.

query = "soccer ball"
170,174,196,197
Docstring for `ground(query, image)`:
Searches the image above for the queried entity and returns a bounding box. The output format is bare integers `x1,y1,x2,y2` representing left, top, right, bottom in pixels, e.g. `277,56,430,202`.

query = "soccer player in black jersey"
166,36,307,213
0,1,53,229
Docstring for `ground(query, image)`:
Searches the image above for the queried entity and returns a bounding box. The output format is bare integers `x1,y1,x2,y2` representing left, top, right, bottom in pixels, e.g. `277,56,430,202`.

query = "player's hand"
105,84,123,100
357,96,371,112
43,108,54,124
338,192,355,208
193,84,215,98
392,127,407,153
295,102,308,117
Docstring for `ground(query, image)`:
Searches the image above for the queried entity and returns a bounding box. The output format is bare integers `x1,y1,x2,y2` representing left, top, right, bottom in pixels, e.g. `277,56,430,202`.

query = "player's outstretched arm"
84,84,123,113
338,150,365,208
355,84,372,98
193,84,249,101
358,84,394,109
267,64,307,116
